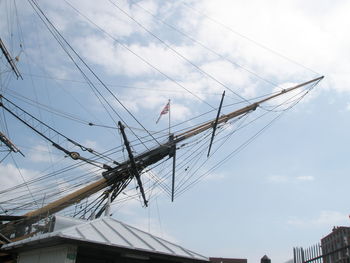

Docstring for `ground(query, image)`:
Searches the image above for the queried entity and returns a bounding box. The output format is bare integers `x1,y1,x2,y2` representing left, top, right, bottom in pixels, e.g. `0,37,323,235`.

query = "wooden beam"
24,178,108,218
207,91,225,157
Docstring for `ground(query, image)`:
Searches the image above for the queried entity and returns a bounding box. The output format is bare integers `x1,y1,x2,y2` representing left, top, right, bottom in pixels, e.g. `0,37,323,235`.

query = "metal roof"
2,216,208,261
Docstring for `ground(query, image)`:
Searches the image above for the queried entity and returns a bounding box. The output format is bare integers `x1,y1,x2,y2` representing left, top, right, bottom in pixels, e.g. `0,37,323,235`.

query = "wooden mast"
24,76,323,220
175,76,323,141
24,178,108,218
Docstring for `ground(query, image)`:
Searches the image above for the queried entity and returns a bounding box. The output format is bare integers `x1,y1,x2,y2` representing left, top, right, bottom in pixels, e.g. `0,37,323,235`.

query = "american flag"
156,100,170,124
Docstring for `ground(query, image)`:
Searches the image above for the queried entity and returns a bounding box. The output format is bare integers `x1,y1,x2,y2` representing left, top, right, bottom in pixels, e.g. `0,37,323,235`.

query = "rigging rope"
28,0,159,149
107,0,250,104
63,0,215,110
181,1,320,76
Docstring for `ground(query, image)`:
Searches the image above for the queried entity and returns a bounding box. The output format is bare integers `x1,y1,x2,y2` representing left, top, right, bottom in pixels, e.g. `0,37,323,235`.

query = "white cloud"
267,175,289,183
314,211,348,226
287,210,349,227
0,163,39,202
28,144,59,163
83,140,99,151
296,175,314,182
185,0,350,97
201,60,253,93
19,0,343,122
267,174,315,183
76,36,192,78
169,103,191,122
109,78,203,118
43,0,156,38
203,172,226,181
19,0,350,103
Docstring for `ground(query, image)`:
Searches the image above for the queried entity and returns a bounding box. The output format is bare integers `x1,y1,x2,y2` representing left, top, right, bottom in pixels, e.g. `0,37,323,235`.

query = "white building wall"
18,245,77,263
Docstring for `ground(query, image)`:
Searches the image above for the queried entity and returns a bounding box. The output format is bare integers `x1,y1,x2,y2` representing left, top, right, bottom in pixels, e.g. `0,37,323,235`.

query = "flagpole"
168,99,171,136
155,100,170,126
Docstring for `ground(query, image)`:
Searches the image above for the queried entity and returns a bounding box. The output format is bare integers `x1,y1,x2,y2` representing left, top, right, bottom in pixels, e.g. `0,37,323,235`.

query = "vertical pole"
105,191,111,216
311,247,313,261
83,198,88,219
171,148,176,202
310,245,313,260
168,99,171,136
118,121,148,207
301,248,305,263
312,245,317,262
207,91,225,157
41,194,46,209
147,201,150,232
169,134,176,202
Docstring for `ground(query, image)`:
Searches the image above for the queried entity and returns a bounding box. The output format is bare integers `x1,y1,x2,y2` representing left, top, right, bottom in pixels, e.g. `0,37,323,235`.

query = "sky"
1,0,350,262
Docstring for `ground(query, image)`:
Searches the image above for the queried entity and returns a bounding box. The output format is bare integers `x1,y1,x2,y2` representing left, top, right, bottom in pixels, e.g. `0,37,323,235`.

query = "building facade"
321,226,350,263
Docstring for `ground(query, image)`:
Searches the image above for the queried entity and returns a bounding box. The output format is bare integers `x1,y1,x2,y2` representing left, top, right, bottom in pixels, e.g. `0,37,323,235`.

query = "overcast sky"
1,0,350,262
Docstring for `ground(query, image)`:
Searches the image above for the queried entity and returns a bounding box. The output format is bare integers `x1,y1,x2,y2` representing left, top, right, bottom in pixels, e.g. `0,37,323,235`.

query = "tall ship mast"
0,0,324,244
0,76,323,241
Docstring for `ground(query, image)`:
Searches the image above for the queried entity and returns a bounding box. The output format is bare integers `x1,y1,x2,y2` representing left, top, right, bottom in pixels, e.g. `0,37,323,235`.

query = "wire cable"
107,0,250,104
28,0,158,149
63,0,215,110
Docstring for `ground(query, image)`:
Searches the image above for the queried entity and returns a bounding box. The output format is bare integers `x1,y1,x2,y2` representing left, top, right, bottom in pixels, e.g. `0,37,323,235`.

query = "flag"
156,100,170,124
